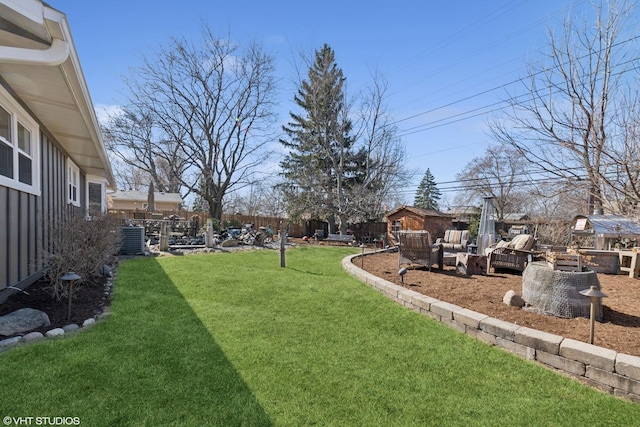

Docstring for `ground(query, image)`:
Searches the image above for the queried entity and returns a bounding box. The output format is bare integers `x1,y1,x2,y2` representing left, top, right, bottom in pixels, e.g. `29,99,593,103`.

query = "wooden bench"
325,233,355,245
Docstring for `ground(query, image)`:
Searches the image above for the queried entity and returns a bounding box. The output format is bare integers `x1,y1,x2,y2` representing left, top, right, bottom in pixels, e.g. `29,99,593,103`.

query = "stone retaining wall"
343,253,640,403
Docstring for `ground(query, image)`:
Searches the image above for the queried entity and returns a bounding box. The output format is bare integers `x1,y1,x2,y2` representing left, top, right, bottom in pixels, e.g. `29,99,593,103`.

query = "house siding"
0,130,79,302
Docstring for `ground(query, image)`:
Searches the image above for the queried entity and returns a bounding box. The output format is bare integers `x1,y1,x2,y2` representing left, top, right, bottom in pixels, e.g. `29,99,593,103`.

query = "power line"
391,33,640,137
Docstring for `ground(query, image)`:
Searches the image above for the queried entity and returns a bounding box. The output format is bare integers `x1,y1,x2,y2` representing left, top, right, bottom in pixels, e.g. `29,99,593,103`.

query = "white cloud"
94,104,123,125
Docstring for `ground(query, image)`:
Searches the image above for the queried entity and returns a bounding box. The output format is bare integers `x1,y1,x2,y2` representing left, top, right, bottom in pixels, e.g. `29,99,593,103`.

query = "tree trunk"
327,213,337,234
339,213,349,234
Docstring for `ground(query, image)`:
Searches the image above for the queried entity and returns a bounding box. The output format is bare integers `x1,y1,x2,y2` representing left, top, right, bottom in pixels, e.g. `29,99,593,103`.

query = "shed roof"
571,214,640,237
385,205,451,219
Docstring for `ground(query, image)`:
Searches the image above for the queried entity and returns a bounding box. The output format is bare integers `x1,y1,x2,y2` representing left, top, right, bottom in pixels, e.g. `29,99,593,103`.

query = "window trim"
67,158,80,206
0,85,40,195
85,175,108,216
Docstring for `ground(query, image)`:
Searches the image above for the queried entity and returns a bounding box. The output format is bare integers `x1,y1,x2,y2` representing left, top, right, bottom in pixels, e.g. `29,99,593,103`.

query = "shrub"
45,213,122,300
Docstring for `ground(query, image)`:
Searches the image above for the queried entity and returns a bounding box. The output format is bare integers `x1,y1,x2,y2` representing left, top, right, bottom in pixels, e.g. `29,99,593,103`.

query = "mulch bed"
0,276,111,338
355,250,640,357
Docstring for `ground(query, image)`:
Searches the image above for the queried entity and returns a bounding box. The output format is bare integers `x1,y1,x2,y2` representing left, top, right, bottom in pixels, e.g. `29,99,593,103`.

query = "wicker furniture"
487,234,535,273
398,231,443,271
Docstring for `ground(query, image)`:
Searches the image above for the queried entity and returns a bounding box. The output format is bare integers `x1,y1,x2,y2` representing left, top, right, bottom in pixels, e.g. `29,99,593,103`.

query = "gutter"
0,37,69,66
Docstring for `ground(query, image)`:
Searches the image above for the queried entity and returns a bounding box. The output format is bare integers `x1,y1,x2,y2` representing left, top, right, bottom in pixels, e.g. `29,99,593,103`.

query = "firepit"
522,262,602,320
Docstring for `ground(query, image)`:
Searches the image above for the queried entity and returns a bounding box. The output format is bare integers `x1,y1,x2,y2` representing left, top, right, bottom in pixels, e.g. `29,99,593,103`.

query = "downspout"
0,38,69,66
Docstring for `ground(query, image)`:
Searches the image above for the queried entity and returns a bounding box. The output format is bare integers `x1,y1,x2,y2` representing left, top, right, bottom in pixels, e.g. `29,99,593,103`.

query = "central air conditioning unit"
120,226,145,255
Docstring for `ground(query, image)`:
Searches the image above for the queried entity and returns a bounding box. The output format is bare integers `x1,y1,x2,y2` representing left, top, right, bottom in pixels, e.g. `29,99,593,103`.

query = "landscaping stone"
21,332,44,342
45,328,65,337
453,308,488,329
479,317,520,341
0,336,22,350
559,338,617,371
503,290,525,308
615,353,640,379
0,308,50,336
62,324,80,333
514,326,563,355
82,318,96,327
429,301,462,320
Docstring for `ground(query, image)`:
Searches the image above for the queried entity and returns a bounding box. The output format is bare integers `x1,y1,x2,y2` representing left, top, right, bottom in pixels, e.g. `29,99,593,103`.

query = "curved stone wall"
343,252,640,403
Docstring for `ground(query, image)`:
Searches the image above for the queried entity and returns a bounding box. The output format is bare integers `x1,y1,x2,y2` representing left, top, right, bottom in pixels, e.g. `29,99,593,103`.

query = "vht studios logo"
3,417,80,426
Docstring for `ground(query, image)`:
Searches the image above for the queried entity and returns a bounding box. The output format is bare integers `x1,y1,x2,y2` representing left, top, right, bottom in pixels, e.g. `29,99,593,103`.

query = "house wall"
0,130,80,302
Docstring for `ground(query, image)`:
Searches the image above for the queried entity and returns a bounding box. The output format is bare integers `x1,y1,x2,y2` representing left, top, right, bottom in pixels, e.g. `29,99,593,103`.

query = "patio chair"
398,230,443,271
486,234,535,273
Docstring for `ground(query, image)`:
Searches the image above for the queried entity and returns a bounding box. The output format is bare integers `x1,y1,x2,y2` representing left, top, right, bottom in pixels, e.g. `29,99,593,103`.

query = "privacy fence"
107,209,386,240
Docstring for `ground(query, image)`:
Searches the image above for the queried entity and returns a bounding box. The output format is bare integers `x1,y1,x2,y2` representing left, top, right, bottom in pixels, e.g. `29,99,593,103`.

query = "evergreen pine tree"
414,168,441,210
279,44,355,233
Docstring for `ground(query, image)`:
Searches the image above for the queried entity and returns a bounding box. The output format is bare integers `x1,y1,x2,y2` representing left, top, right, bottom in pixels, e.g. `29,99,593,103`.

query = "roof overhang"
0,0,114,187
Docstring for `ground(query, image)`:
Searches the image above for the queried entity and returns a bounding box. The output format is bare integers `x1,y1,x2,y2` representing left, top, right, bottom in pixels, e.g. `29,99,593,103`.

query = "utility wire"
392,33,640,136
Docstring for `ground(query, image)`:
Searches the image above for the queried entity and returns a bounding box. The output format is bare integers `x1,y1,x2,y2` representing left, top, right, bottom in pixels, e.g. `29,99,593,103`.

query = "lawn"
1,246,639,426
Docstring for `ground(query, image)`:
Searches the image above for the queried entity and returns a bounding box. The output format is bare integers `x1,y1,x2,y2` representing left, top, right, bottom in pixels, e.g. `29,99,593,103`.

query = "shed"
385,206,453,246
569,214,640,250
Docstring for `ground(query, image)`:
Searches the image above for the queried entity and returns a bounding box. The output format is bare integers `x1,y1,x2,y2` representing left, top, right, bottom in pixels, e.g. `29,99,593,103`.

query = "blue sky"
47,0,598,205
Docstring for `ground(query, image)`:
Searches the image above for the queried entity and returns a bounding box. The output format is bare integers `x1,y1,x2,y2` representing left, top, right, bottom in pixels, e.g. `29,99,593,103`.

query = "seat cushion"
511,234,533,250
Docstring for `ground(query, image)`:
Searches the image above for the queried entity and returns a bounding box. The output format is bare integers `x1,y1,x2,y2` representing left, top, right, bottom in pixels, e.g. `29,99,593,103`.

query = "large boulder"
0,308,50,336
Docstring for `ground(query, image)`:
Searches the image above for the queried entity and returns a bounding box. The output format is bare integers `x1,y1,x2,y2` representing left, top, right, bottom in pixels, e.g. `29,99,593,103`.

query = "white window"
86,175,108,216
67,159,80,206
0,86,40,195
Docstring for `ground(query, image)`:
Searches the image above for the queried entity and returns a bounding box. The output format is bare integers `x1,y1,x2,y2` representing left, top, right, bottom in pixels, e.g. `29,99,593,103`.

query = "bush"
45,213,122,300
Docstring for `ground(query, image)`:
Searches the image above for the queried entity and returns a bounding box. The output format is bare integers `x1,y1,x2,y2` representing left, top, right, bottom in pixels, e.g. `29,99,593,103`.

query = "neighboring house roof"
446,206,479,216
109,190,183,205
0,0,114,186
502,213,530,222
385,205,451,219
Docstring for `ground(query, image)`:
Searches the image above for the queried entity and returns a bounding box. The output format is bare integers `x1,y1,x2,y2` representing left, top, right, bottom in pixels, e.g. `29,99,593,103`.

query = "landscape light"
61,272,81,322
578,286,608,344
398,267,407,284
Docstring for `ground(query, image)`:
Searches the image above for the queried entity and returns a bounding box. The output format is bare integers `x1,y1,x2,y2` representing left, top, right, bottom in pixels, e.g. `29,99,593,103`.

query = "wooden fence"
107,209,385,240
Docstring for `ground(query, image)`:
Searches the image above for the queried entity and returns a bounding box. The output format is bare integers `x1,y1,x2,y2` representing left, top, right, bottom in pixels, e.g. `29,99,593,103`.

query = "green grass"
1,246,639,426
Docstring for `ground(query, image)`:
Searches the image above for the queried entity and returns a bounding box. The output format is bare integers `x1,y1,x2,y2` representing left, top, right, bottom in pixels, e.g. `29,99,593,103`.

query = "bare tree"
224,180,287,217
454,143,531,221
350,73,411,221
102,111,187,194
489,0,636,214
598,91,640,214
103,25,278,222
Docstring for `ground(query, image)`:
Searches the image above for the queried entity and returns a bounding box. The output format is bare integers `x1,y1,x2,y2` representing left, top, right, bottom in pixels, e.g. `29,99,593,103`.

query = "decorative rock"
0,308,51,336
98,264,113,277
503,290,525,308
21,332,44,342
82,318,96,327
0,336,22,350
62,324,80,333
45,328,65,337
